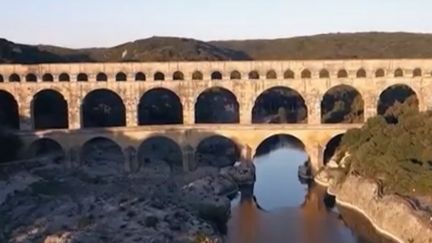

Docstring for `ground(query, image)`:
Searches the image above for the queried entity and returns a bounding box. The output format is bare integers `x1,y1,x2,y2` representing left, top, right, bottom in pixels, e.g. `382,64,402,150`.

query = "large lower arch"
195,87,239,123
81,89,126,128
321,85,364,123
32,89,68,129
138,88,183,125
377,84,419,116
195,135,240,168
323,134,344,165
80,137,125,172
252,87,307,124
137,136,183,173
255,134,306,157
27,138,65,162
0,90,19,129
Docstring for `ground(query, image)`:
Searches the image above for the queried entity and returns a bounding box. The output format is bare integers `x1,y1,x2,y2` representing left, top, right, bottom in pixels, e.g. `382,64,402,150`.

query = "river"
226,148,396,243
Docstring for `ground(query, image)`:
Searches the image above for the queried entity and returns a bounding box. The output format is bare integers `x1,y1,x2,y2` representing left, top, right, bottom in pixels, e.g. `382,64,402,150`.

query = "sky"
1,0,431,48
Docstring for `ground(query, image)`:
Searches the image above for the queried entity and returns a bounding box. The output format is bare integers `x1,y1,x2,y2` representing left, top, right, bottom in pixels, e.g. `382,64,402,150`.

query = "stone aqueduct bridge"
1,59,432,172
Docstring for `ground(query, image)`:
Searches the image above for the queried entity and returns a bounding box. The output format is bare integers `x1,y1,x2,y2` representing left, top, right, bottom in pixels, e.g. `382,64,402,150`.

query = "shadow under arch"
27,137,65,162
0,90,19,129
252,86,308,124
377,83,419,116
195,87,239,124
194,135,241,169
321,84,364,124
138,88,183,125
32,89,68,129
323,133,345,165
81,89,126,128
80,136,125,172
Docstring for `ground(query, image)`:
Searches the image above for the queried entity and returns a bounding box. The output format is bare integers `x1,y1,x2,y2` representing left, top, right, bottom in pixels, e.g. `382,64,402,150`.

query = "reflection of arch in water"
137,136,183,173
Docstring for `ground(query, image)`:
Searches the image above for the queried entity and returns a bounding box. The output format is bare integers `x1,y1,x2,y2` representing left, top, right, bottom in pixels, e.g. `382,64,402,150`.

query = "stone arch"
266,70,277,79
255,133,306,157
32,89,68,129
375,69,385,78
59,73,70,82
356,68,366,78
137,136,183,173
321,85,364,124
116,72,127,81
192,71,203,80
154,71,165,81
42,73,54,82
96,72,108,82
230,70,241,80
138,88,183,125
252,86,307,124
27,138,65,162
249,70,260,80
77,73,88,82
284,69,294,79
81,89,126,128
337,69,348,78
413,68,422,77
9,73,20,82
301,69,311,79
394,68,404,77
195,87,239,123
80,137,125,172
377,84,419,115
135,72,146,81
323,134,344,165
0,90,19,129
173,71,184,80
0,74,3,82
195,135,240,168
211,71,223,80
319,69,330,78
26,73,37,82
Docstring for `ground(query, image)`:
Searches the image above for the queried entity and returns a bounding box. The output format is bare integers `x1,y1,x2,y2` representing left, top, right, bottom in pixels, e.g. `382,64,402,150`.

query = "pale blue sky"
1,0,431,48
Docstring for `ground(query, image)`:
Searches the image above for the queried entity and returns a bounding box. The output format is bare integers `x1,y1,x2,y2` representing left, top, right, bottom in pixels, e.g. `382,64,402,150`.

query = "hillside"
2,32,432,64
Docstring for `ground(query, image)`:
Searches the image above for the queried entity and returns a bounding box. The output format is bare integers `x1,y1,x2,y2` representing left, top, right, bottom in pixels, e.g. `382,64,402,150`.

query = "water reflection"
226,148,395,243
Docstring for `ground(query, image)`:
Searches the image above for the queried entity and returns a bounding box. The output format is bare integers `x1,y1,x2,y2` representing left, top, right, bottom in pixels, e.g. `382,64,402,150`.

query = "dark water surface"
226,148,396,243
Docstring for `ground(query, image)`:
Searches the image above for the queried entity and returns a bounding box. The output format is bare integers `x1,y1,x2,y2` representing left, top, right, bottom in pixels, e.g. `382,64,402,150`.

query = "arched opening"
375,69,385,78
173,71,184,80
154,71,165,81
138,88,183,125
42,73,54,82
195,87,239,123
138,136,182,174
116,72,127,81
356,68,366,78
230,70,241,80
26,73,37,82
96,72,108,82
81,137,125,173
413,68,422,77
252,87,307,124
284,69,294,79
301,69,311,79
135,72,146,81
266,70,277,79
192,71,203,80
249,70,260,80
0,90,19,129
319,69,329,78
9,74,20,82
323,134,344,165
59,73,70,82
337,69,348,78
81,89,126,128
377,84,419,116
0,75,3,82
195,135,240,168
255,134,305,157
211,71,222,80
394,68,403,77
77,73,88,82
32,89,68,129
27,138,65,162
321,85,364,123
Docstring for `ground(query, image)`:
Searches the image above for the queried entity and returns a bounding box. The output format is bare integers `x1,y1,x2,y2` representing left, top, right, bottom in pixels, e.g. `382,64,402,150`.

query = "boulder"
220,161,255,186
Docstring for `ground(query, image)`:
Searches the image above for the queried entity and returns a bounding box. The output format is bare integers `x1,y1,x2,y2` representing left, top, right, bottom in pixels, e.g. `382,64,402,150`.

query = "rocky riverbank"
315,156,432,243
0,158,255,243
